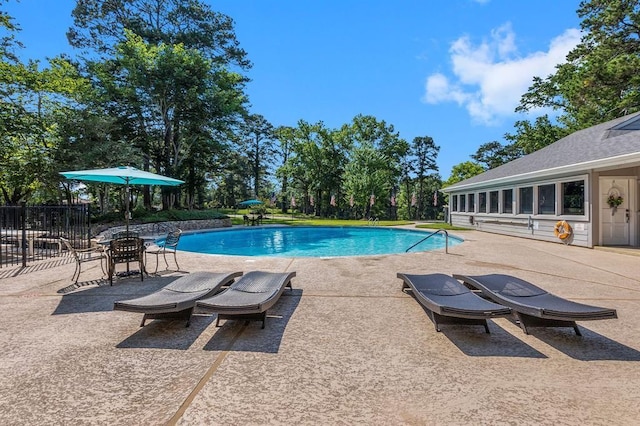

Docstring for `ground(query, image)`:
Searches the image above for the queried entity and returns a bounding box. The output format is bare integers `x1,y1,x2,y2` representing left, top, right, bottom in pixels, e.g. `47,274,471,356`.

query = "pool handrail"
405,228,449,254
368,217,379,226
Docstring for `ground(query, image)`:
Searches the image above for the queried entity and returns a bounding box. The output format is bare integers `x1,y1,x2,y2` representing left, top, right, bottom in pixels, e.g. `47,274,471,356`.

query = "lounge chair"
195,271,296,329
452,274,618,335
398,273,512,333
113,271,242,327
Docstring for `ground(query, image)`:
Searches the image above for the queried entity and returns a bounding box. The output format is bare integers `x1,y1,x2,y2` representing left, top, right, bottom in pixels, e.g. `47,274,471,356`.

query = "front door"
600,177,631,245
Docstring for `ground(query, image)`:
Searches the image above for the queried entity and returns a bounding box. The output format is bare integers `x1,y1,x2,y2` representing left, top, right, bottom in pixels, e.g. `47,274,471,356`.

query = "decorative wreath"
607,187,624,208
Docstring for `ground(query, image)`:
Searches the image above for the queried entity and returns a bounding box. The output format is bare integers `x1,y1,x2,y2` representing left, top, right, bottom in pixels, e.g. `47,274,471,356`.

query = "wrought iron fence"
0,203,90,268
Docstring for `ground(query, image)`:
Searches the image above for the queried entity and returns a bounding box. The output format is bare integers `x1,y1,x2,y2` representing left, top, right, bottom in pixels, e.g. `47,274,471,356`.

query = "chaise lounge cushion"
397,273,511,333
113,271,242,326
452,273,618,335
195,270,296,328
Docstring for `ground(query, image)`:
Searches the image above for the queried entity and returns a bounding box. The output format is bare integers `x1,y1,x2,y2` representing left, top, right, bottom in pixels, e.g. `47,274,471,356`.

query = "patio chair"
60,238,107,284
145,229,182,274
243,215,250,226
397,273,512,333
195,271,296,329
113,271,243,327
452,274,618,335
108,236,145,285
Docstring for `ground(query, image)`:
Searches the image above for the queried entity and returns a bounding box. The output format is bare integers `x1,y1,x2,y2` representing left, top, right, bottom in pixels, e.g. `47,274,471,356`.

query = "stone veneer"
94,218,231,239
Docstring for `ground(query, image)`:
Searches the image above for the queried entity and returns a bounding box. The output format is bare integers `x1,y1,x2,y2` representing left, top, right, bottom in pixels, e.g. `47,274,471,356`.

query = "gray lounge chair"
397,273,512,333
113,271,242,327
195,271,296,329
453,274,618,335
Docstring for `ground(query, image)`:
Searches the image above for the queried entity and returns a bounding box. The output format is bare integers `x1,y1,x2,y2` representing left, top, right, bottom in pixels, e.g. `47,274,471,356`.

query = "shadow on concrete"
407,299,547,358
530,327,640,361
203,289,303,354
51,275,180,315
442,323,548,358
116,315,215,350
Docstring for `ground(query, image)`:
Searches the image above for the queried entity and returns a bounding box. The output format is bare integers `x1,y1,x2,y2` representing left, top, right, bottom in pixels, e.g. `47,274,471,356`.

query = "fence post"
20,202,27,267
87,204,91,248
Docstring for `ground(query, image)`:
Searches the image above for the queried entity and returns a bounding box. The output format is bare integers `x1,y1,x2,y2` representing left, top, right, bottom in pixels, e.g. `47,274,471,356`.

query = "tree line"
2,0,639,220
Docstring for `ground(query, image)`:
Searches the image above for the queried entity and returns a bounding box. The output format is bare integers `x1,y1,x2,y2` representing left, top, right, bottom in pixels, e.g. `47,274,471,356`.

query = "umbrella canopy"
60,166,184,233
238,199,263,206
60,166,184,186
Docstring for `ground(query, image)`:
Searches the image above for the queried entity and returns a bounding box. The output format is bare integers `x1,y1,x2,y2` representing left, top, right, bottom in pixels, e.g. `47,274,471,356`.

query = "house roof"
445,112,640,192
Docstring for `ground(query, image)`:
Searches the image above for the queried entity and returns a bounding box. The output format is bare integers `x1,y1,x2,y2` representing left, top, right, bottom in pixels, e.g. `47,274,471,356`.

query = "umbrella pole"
125,184,130,273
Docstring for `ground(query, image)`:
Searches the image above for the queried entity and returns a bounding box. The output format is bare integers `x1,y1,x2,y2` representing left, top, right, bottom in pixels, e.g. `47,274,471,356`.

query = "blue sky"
5,0,582,179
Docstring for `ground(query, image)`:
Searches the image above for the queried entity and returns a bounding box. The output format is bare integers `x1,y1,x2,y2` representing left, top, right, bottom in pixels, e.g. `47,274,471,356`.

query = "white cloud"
423,23,581,125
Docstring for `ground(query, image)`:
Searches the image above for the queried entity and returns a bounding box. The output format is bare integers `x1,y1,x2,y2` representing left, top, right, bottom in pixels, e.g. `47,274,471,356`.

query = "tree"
1,3,91,204
68,0,250,209
341,115,409,218
443,161,485,187
408,136,440,219
342,144,391,219
517,0,640,129
504,115,571,155
273,126,295,212
471,141,521,170
89,30,247,209
239,114,275,198
68,0,250,69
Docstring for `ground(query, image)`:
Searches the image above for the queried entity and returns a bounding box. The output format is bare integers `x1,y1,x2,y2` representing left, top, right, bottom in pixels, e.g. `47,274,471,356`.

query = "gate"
0,203,90,268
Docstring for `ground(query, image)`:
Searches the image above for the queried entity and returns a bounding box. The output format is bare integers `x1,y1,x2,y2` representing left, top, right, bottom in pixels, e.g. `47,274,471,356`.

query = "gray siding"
450,213,590,247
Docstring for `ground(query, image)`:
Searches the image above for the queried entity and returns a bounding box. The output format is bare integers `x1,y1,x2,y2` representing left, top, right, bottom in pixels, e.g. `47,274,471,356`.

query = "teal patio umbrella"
238,199,263,206
60,166,184,233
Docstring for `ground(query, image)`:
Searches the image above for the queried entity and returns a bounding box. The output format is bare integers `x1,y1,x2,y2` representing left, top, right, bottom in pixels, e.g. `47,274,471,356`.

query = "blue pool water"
177,226,462,257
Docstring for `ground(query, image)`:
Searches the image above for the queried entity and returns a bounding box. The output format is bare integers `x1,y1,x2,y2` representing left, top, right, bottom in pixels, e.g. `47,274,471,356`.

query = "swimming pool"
176,226,462,257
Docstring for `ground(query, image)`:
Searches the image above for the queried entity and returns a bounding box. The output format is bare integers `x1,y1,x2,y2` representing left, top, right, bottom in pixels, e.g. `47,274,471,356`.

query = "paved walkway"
1,229,639,425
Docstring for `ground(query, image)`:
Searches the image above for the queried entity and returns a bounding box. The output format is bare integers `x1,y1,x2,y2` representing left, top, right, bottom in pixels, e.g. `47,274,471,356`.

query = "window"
478,192,486,213
562,180,585,215
538,184,556,215
452,195,458,212
519,187,533,214
467,193,475,212
489,191,499,213
460,193,466,212
502,189,513,214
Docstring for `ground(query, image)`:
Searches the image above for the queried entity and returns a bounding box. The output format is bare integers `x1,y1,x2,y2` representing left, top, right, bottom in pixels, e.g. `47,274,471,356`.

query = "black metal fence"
0,203,90,268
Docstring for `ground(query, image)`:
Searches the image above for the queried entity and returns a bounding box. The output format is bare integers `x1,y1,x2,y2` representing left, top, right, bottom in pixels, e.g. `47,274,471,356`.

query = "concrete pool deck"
1,228,639,425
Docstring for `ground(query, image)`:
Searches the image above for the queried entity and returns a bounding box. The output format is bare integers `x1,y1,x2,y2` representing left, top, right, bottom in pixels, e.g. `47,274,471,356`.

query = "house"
443,112,640,248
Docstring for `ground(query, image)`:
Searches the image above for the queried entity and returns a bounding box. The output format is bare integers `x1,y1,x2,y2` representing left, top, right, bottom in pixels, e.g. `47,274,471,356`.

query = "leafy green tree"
273,126,296,212
517,0,640,129
239,114,275,198
471,141,522,170
284,120,349,216
0,2,91,205
68,0,250,210
504,115,571,155
342,143,392,219
341,115,409,218
89,30,247,209
68,0,250,68
408,136,440,220
443,161,485,187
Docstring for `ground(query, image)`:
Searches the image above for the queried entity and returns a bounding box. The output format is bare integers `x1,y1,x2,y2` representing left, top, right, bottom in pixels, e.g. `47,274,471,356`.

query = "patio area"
1,229,639,425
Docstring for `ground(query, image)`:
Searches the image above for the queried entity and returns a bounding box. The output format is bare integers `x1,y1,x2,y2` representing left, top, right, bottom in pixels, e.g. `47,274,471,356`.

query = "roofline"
443,151,640,192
